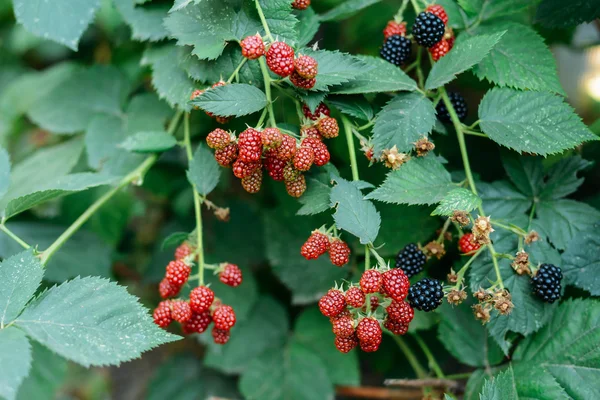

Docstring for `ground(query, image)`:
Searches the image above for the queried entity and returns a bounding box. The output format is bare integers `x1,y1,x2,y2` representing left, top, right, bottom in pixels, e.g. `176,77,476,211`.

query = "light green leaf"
425,32,505,90
479,367,518,400
164,0,235,60
27,65,128,134
297,8,320,47
293,308,360,386
328,96,374,121
114,0,169,41
0,147,9,199
366,156,454,206
239,341,334,400
257,0,298,44
432,188,481,216
0,251,43,326
536,199,600,250
15,277,180,367
191,83,267,117
16,342,67,400
540,156,592,200
472,22,564,94
169,0,194,13
536,0,600,27
562,227,600,296
160,232,189,251
120,131,177,153
479,88,598,155
501,152,544,198
187,143,221,196
318,0,380,21
297,178,331,216
459,0,532,21
330,177,380,244
0,327,31,400
478,181,531,219
302,49,369,91
372,93,436,154
13,0,101,50
330,55,417,94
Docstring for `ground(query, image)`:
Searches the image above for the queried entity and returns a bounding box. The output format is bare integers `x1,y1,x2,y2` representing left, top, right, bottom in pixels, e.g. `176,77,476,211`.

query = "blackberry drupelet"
408,278,443,312
436,92,468,123
412,12,445,48
396,243,426,278
380,35,412,66
531,264,562,303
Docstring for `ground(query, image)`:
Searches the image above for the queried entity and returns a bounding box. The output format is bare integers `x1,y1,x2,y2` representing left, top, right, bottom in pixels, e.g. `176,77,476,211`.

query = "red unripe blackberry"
384,318,409,335
290,70,316,89
386,300,414,324
240,34,265,59
214,143,238,167
285,174,306,197
165,260,191,286
459,233,481,254
291,0,310,10
369,296,379,310
329,239,350,266
174,242,195,261
345,286,366,308
429,39,450,61
261,127,283,149
171,300,192,323
318,289,346,317
276,134,297,161
382,268,410,301
301,126,322,140
212,327,231,344
265,156,286,181
233,159,261,179
241,168,263,194
293,146,314,171
219,263,243,287
383,20,407,38
159,278,180,299
238,128,263,162
266,42,295,77
360,269,382,294
189,286,214,313
356,317,382,344
302,103,330,121
426,4,449,25
412,12,445,48
301,137,329,166
283,162,300,182
301,231,330,260
317,117,339,138
294,55,318,79
182,310,212,334
335,333,358,353
360,337,382,352
153,301,173,328
206,128,232,150
331,313,355,337
213,305,236,330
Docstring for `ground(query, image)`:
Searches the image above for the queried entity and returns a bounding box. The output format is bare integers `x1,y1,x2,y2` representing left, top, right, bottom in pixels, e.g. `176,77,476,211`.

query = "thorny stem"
183,113,205,286
341,116,360,181
254,0,274,42
414,335,445,379
227,58,247,83
0,224,30,249
258,57,277,127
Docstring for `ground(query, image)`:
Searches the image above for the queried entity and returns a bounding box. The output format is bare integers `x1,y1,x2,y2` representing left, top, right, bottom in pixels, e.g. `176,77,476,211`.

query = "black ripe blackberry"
408,278,443,312
396,243,426,278
436,92,468,123
531,264,562,303
412,12,445,48
380,35,412,66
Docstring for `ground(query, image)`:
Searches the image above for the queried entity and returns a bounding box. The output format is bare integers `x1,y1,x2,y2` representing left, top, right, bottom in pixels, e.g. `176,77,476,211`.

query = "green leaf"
330,55,417,94
114,0,169,41
501,152,544,198
562,226,600,296
472,22,564,94
297,178,332,216
13,0,101,50
0,251,43,326
239,341,334,400
459,0,532,21
479,88,598,155
372,93,436,154
478,181,531,219
120,131,177,153
301,49,368,92
231,7,263,41
187,143,221,196
170,0,194,13
164,0,235,60
297,8,320,47
15,276,180,367
330,177,380,244
27,65,128,134
479,367,518,400
318,0,380,21
160,232,189,251
16,342,67,400
0,327,31,400
142,46,196,111
432,188,482,216
204,297,288,374
540,156,592,200
328,96,374,121
258,0,298,44
366,156,454,206
464,369,487,400
438,302,504,368
191,83,267,117
535,199,600,250
425,32,505,90
0,147,9,199
293,308,360,386
536,0,600,27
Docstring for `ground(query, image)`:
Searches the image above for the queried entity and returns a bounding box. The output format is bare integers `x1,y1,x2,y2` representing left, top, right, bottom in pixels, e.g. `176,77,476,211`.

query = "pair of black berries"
395,243,443,312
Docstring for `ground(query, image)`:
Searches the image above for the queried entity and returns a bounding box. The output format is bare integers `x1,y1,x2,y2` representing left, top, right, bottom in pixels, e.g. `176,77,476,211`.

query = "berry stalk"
258,57,277,127
341,116,360,182
414,335,445,379
388,334,427,379
254,0,274,42
0,224,30,249
227,58,247,84
453,246,485,289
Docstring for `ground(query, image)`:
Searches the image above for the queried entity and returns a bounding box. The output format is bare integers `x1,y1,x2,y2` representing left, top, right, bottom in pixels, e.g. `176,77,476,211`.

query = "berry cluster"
319,267,413,353
301,230,351,267
152,241,243,345
395,243,427,278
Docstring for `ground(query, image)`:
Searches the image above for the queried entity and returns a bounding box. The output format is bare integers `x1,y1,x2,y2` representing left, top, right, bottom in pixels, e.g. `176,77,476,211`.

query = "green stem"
491,221,526,236
365,246,370,271
394,0,410,21
255,108,268,128
453,246,485,289
390,334,427,379
527,203,536,232
254,0,274,42
436,218,452,243
463,130,488,138
414,335,445,378
415,48,425,89
357,120,375,131
258,57,277,127
488,242,504,289
0,224,30,249
341,116,359,181
368,246,388,269
227,58,247,83
410,0,422,14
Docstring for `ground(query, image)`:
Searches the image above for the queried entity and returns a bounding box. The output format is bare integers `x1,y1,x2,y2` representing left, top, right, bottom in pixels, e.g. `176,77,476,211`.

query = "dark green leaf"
160,232,189,250
318,0,380,21
187,143,221,196
16,342,67,400
297,178,332,216
561,225,600,295
0,147,10,199
330,56,417,94
115,0,170,41
0,251,43,326
536,0,600,27
459,0,532,21
478,181,531,219
540,156,592,200
328,96,374,121
0,327,31,400
258,0,298,44
191,83,267,117
535,199,600,250
501,152,544,198
432,188,481,216
297,8,320,47
302,49,368,91
120,131,177,153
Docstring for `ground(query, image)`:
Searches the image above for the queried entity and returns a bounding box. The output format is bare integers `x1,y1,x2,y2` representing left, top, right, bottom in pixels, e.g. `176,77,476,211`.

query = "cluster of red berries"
458,232,481,255
291,0,310,10
301,230,351,267
205,102,338,197
319,267,413,353
240,35,319,90
152,242,243,345
190,81,229,124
